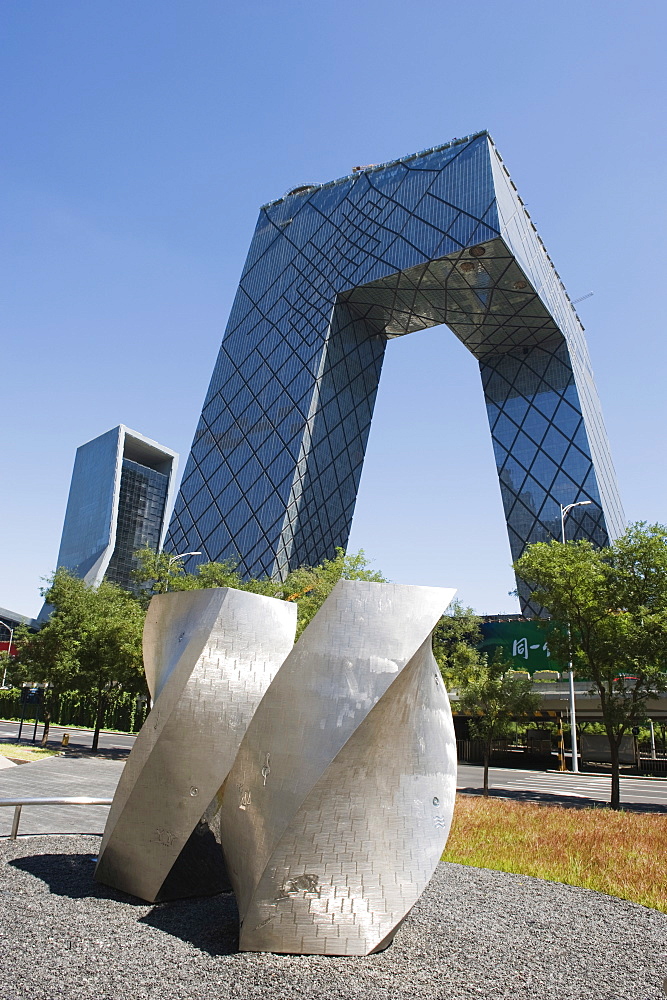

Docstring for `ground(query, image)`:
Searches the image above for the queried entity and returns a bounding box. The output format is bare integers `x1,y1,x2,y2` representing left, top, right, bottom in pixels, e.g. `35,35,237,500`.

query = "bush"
0,689,147,734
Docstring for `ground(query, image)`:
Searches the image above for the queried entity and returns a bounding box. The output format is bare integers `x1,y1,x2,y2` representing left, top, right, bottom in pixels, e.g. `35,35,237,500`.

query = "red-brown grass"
442,794,667,913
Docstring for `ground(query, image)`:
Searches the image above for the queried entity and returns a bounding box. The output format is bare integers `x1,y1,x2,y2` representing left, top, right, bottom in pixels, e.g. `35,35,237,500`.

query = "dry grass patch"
443,794,667,913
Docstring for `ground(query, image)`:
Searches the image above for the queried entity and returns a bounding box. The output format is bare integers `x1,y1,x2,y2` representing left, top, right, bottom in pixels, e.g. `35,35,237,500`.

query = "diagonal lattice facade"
166,132,624,614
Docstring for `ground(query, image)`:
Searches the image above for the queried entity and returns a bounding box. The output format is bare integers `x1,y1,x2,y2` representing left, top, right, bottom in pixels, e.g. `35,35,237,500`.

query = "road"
2,720,666,811
0,719,135,754
458,763,667,811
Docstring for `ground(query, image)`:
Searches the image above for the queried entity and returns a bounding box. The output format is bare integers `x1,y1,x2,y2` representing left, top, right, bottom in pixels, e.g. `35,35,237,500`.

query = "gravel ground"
0,835,665,1000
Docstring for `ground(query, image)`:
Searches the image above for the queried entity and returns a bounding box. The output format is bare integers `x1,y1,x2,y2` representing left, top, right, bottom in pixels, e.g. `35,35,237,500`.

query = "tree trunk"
609,737,621,810
40,707,51,747
91,689,105,753
483,742,491,796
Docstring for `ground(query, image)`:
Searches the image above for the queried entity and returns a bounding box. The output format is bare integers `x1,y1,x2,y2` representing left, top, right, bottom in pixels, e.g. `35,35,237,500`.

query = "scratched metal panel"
219,579,457,955
95,587,296,901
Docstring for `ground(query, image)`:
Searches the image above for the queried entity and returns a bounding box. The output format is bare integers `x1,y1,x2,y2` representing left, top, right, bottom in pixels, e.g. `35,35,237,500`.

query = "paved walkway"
0,755,125,837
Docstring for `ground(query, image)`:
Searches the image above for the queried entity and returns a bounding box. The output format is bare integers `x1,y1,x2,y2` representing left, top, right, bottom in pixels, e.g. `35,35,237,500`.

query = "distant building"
54,425,178,592
0,606,39,655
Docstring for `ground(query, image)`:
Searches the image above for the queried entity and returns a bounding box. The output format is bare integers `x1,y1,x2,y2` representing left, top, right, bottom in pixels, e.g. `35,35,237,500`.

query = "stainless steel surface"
0,797,113,840
95,588,296,901
220,579,457,956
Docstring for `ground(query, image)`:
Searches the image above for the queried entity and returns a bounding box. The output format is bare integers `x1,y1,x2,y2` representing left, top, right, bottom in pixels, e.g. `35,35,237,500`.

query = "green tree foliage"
280,548,387,639
132,547,281,604
455,650,540,795
131,547,201,600
433,602,540,794
0,649,19,689
20,549,385,744
133,545,386,640
16,569,145,750
432,601,485,688
514,522,667,809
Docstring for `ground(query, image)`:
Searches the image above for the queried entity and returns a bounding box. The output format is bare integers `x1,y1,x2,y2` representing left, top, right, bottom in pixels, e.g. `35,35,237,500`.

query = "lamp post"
0,622,14,687
559,500,592,774
164,551,201,592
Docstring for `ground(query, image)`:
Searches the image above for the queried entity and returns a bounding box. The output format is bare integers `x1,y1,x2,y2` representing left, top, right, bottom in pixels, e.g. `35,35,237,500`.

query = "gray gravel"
0,835,665,1000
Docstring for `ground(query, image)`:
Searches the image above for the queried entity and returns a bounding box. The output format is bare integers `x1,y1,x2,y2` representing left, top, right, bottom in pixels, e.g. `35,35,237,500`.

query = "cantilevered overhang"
340,237,564,358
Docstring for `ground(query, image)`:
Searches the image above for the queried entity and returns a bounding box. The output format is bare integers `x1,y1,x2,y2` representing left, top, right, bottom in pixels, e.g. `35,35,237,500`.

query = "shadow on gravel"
139,895,240,956
10,853,145,904
458,787,667,813
10,851,241,955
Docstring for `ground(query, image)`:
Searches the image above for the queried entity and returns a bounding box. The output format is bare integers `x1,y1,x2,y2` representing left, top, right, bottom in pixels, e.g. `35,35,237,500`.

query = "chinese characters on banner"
512,637,550,660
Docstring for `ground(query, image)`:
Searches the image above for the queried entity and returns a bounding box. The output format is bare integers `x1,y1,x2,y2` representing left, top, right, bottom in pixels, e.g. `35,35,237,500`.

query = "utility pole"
560,501,592,774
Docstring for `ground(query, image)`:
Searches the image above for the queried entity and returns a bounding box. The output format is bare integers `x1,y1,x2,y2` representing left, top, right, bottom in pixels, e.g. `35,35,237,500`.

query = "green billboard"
479,620,564,674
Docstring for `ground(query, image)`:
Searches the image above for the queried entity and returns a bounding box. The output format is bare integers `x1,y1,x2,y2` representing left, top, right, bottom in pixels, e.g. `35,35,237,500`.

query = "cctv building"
55,425,178,592
166,131,624,613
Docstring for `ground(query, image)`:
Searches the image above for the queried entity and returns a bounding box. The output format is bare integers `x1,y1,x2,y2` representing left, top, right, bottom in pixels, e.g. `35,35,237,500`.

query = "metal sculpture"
95,587,296,901
219,579,457,955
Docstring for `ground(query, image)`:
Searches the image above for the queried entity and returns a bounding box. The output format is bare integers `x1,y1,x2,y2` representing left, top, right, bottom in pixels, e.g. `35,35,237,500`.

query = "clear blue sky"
2,0,665,618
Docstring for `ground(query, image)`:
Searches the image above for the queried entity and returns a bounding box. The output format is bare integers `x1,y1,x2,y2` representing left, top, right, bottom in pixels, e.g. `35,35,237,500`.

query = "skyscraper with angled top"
166,132,623,614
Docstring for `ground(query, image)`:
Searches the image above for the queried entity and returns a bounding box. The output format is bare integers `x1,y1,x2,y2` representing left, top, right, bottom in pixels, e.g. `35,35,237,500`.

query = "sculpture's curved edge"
100,589,231,852
237,635,456,955
95,587,296,902
143,588,226,702
219,580,456,955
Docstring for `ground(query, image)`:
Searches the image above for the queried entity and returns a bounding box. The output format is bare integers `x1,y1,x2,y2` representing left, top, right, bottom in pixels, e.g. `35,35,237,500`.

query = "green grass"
443,794,667,913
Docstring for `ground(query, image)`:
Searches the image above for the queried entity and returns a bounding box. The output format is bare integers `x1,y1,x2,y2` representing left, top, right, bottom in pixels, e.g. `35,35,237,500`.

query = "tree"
131,547,198,602
453,650,540,795
0,648,19,689
280,548,387,639
16,569,145,750
432,601,485,688
13,579,85,746
133,545,386,640
434,602,540,795
514,523,667,809
188,560,278,595
20,549,385,747
132,547,283,604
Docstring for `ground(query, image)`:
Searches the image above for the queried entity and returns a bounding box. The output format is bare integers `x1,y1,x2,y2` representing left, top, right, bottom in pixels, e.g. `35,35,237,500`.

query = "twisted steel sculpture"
96,580,457,956
220,580,457,955
95,587,296,901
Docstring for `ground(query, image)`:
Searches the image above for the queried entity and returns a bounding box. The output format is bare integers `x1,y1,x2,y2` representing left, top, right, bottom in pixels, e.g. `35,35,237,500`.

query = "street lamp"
560,500,592,773
560,501,592,545
167,551,202,567
164,551,201,592
0,621,14,688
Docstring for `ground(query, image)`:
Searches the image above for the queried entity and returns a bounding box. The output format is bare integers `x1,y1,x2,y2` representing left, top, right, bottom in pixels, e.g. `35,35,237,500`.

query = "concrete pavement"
1,732,666,843
0,755,124,836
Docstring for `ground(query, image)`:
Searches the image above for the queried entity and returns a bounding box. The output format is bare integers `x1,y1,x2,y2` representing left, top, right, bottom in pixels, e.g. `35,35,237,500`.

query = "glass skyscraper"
55,425,178,592
166,132,624,613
